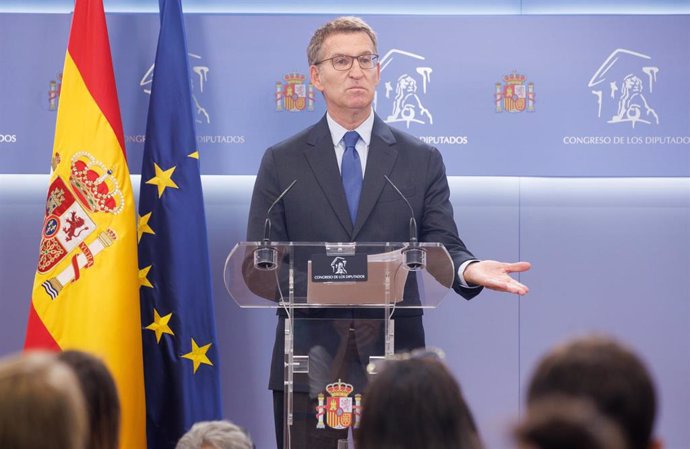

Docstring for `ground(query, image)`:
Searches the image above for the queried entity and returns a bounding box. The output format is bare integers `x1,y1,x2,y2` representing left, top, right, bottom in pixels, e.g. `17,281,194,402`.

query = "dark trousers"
273,391,352,449
272,316,425,449
274,326,363,449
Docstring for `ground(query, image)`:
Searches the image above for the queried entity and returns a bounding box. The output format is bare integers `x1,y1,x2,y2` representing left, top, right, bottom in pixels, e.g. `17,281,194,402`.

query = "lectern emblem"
331,256,347,275
316,379,362,429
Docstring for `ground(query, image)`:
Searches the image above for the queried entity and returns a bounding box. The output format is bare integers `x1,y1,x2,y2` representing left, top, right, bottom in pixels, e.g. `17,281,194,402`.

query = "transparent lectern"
224,241,455,449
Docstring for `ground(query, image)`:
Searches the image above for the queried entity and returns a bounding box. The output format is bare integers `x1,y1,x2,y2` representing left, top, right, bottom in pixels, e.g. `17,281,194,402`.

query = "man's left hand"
463,260,531,295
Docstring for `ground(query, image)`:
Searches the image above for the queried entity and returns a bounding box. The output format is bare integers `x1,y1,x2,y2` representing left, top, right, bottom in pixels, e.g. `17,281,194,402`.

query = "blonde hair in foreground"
0,351,87,449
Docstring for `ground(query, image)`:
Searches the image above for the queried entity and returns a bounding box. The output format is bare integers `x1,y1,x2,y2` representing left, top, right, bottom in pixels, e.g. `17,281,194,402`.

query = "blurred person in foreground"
0,351,87,449
58,350,120,449
526,335,661,449
356,349,484,449
176,420,254,449
515,397,629,449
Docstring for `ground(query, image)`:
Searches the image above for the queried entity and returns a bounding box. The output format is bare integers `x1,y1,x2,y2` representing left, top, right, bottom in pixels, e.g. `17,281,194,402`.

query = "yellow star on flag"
145,162,179,198
138,265,153,289
181,338,213,374
188,151,199,159
145,308,174,343
137,212,155,242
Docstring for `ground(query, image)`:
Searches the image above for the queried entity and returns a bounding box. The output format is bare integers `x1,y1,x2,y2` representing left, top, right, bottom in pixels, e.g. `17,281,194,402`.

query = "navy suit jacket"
246,113,481,389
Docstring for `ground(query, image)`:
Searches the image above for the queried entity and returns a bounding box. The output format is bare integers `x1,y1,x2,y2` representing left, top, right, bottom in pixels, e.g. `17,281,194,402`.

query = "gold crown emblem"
284,72,306,84
504,72,526,85
69,152,124,215
326,379,354,397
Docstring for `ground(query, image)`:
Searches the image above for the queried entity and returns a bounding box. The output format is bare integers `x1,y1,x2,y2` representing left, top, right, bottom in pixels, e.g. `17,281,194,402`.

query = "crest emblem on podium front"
316,379,362,429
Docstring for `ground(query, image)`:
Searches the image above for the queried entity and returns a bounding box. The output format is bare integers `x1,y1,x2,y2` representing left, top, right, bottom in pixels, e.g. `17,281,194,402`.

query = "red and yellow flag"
24,0,146,447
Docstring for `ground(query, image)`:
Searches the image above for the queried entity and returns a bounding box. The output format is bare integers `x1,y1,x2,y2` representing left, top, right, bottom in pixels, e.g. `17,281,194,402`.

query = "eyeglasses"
366,347,445,375
314,54,380,71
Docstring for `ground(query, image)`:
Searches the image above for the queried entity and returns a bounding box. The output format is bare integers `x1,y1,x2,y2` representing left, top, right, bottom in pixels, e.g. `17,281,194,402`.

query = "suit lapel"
352,116,398,240
304,116,354,236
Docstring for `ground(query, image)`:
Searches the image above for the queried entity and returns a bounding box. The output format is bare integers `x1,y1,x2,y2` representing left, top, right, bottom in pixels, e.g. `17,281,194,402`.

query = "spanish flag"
24,0,146,448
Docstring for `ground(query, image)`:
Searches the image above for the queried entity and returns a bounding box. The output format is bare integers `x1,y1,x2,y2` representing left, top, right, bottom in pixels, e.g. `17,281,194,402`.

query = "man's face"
310,31,380,117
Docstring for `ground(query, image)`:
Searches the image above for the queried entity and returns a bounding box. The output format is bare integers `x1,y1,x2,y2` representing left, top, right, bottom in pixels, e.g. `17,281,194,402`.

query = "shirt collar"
326,109,375,147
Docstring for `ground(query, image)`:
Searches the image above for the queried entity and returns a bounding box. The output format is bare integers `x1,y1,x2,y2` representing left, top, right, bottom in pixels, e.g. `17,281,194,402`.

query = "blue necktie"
341,131,362,225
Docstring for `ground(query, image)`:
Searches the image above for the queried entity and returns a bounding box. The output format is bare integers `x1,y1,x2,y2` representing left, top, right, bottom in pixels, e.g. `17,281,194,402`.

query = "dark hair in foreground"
515,397,628,449
356,354,484,449
527,335,657,449
58,350,121,449
0,351,87,449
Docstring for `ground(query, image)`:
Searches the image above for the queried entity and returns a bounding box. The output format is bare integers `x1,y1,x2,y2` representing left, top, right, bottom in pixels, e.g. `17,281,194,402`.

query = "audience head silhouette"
527,335,659,449
58,350,120,449
515,396,628,449
0,351,87,449
176,420,254,449
357,348,484,449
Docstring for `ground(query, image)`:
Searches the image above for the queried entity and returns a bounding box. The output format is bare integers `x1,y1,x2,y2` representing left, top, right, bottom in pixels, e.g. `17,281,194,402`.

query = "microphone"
384,175,425,271
254,179,297,271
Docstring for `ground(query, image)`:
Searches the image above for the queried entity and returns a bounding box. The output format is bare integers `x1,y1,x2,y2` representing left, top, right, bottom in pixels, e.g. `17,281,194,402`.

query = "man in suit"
246,16,530,449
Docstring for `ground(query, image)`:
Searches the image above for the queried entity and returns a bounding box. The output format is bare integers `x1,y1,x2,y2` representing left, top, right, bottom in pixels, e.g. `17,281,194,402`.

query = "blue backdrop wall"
0,3,689,449
2,14,689,176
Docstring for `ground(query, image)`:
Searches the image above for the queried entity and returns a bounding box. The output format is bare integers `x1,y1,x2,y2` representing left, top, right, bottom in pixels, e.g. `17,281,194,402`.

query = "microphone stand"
254,179,297,271
384,175,426,271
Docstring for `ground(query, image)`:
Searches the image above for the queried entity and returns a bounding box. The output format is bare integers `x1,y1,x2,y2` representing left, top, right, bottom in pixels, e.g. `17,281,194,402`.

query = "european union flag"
138,0,223,447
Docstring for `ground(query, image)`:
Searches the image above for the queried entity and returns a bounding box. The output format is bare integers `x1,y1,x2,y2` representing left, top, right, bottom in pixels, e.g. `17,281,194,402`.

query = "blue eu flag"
138,0,223,447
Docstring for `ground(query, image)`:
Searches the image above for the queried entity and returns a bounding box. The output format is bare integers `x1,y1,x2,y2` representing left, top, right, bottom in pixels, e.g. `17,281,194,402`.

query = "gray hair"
175,421,253,449
307,16,378,66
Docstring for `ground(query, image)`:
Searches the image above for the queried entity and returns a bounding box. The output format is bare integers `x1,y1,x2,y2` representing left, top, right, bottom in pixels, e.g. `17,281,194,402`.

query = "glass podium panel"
224,241,455,309
224,241,455,449
284,318,386,448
